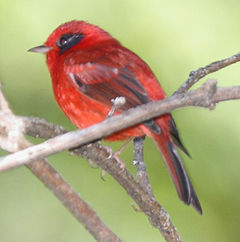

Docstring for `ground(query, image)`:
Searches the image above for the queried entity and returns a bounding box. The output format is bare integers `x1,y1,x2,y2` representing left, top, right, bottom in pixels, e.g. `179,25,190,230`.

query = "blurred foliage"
0,0,240,241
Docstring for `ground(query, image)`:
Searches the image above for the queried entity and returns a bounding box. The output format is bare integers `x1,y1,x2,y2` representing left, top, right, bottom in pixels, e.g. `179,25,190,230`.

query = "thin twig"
176,52,240,94
133,136,154,198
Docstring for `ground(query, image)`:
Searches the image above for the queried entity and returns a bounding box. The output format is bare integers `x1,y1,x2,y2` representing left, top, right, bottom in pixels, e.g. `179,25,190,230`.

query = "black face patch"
57,33,84,54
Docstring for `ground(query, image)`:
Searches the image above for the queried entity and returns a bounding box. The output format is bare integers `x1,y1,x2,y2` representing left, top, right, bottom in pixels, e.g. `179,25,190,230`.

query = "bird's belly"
55,84,144,141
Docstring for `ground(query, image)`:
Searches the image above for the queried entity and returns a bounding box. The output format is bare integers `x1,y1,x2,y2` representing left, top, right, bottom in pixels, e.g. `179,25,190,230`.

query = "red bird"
29,20,202,214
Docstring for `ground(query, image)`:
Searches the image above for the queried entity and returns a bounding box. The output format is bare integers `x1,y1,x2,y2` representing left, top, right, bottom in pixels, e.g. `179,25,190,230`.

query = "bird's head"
28,20,116,57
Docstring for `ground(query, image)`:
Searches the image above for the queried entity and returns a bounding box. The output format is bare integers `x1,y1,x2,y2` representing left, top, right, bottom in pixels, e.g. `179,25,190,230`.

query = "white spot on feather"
112,68,119,74
86,62,93,68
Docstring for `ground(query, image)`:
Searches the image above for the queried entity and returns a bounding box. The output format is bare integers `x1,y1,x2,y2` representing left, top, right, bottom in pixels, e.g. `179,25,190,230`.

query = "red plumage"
29,20,202,214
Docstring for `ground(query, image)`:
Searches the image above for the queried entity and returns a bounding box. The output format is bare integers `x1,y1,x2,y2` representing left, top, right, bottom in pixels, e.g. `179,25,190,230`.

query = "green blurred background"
0,0,240,241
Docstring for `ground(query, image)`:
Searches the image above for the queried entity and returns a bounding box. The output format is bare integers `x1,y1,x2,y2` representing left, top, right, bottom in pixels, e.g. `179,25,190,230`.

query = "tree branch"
71,143,181,241
133,136,154,198
1,78,239,172
1,51,240,241
27,159,121,242
20,118,181,240
0,85,122,242
21,118,181,241
1,79,238,240
0,90,181,241
176,51,240,93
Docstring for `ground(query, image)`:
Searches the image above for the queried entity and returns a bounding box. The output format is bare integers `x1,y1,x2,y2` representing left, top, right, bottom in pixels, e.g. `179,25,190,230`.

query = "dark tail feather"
153,133,202,214
189,182,202,214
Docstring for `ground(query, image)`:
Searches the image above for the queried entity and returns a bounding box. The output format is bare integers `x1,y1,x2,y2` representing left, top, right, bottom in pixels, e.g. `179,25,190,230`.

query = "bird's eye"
58,36,68,47
57,33,84,54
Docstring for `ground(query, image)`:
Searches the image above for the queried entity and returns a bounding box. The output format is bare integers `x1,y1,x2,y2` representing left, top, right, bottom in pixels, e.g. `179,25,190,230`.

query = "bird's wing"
65,60,161,134
65,62,149,108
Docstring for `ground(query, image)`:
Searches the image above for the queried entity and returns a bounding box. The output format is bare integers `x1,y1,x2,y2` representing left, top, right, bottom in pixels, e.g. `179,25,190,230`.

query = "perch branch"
1,51,240,241
22,118,181,241
1,79,240,171
0,85,121,242
1,79,239,240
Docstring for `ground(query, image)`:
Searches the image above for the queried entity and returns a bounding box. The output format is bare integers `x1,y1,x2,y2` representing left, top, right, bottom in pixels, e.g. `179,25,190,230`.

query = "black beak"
28,45,52,53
